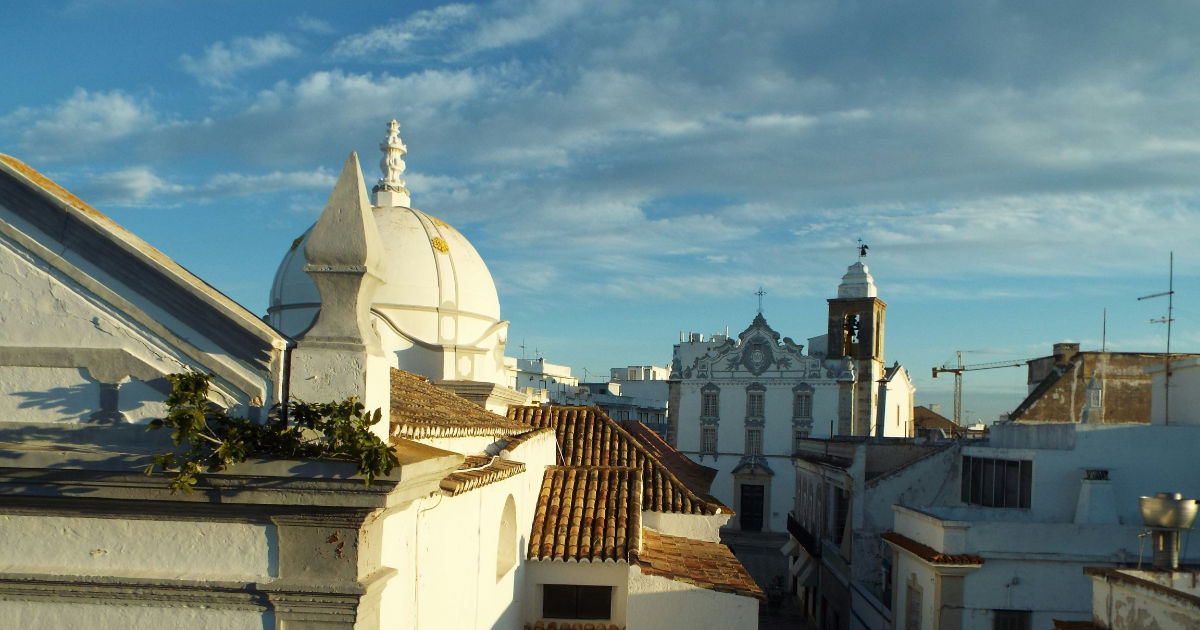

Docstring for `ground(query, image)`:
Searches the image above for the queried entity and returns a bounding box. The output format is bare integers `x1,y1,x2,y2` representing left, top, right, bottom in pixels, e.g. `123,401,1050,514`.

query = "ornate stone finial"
303,152,386,348
374,119,410,207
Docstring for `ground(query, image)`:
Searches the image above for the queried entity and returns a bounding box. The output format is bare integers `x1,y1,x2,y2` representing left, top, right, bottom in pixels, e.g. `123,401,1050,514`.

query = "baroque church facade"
0,123,761,629
669,261,914,535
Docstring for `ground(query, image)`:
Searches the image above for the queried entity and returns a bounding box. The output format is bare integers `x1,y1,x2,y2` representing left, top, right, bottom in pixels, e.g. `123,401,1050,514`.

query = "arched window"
497,495,517,579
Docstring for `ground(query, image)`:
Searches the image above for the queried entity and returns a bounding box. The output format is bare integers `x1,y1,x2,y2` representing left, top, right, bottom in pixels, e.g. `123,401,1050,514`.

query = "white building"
884,368,1200,630
788,437,961,630
669,261,915,536
0,124,762,629
506,357,581,404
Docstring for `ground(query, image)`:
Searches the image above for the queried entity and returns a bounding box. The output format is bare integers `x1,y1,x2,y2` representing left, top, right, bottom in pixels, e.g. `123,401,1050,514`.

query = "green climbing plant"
144,372,398,493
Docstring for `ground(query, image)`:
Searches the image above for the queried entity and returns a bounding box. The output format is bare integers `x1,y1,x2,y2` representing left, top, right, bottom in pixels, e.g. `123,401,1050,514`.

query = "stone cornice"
0,572,270,610
0,446,459,513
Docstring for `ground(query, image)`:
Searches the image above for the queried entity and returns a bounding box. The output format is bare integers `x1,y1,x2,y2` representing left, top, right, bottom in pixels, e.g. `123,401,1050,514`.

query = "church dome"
268,121,506,384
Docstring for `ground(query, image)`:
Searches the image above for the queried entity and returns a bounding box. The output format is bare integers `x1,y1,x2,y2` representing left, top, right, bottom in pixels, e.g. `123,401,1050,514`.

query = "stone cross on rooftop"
374,119,410,207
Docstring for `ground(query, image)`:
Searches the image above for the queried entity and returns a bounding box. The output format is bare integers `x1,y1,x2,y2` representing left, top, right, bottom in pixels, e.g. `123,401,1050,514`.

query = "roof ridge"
0,154,283,344
508,405,722,515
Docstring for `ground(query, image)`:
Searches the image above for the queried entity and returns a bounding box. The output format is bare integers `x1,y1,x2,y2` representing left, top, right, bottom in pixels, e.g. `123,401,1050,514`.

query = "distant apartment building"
885,362,1200,629
1010,342,1200,424
788,437,959,630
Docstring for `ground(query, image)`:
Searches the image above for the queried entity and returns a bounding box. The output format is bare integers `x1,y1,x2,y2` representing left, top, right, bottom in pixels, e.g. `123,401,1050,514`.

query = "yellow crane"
931,351,1028,425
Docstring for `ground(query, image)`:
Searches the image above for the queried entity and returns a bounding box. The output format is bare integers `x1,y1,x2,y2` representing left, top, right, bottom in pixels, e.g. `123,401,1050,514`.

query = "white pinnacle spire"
374,119,410,207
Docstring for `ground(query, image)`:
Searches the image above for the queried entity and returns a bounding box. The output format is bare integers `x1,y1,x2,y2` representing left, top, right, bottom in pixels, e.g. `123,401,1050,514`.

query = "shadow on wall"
9,368,169,423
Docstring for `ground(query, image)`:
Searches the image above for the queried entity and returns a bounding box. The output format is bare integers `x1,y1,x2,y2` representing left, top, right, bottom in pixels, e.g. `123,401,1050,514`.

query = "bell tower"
827,252,886,435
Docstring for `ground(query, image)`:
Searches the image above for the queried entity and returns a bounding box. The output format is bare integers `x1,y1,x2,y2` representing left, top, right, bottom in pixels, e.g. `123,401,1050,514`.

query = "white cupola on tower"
268,120,510,389
837,261,877,298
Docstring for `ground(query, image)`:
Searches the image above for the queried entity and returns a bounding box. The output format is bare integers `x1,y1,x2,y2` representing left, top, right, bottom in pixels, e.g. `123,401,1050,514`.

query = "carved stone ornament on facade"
741,337,774,376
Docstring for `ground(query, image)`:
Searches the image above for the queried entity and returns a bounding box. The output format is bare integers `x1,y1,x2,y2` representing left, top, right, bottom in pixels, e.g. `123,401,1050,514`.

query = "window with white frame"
746,384,765,419
746,426,763,455
792,426,810,454
701,383,720,419
793,384,813,419
701,426,718,455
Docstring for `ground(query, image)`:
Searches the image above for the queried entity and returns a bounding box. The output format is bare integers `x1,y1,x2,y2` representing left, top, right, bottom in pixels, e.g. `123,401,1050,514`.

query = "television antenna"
1138,252,1175,424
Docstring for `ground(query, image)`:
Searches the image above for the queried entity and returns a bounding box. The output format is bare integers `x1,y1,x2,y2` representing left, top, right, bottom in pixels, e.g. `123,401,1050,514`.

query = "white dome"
268,204,501,332
270,122,508,385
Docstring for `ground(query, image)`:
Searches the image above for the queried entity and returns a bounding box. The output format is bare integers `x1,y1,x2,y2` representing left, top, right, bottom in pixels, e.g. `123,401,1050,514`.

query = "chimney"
1053,342,1080,367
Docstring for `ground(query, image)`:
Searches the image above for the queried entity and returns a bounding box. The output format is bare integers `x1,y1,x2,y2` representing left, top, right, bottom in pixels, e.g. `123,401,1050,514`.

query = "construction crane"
931,351,1027,426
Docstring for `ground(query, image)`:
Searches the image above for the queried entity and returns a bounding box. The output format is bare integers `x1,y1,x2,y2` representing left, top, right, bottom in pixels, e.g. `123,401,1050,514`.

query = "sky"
3,0,1199,424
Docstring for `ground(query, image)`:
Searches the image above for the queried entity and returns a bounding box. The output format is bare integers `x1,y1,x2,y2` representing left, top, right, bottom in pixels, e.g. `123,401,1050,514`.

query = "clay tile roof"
633,528,764,599
440,455,527,496
500,427,556,453
619,420,717,495
390,368,531,439
881,532,985,565
508,406,721,515
528,466,642,562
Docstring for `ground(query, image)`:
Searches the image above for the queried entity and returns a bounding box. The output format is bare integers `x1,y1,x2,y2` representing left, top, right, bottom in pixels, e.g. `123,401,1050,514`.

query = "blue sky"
3,0,1199,423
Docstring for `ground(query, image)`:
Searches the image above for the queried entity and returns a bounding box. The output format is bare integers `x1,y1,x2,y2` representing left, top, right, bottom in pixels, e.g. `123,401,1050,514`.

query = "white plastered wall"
377,428,555,630
626,566,758,629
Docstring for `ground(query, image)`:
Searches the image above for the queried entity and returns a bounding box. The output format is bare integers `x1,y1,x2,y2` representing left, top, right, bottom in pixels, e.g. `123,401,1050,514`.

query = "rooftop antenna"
519,338,527,360
755,287,767,315
1138,252,1174,424
1102,308,1107,352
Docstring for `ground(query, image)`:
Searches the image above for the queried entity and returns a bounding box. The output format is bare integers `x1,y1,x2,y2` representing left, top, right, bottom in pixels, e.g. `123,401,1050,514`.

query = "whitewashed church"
669,261,915,534
0,122,761,629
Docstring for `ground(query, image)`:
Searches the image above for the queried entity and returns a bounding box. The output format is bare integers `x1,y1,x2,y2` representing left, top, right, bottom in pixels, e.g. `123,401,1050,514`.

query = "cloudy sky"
3,0,1198,423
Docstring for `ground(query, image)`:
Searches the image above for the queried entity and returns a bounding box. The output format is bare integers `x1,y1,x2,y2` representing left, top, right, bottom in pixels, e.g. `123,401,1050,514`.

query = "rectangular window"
701,426,718,454
993,610,1031,630
543,584,612,620
794,393,812,419
961,456,1032,508
701,390,720,418
904,582,922,630
747,391,764,418
792,428,810,454
746,426,763,455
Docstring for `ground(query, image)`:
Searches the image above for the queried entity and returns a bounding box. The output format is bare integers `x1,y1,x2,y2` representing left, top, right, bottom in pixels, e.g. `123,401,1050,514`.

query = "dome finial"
374,119,410,207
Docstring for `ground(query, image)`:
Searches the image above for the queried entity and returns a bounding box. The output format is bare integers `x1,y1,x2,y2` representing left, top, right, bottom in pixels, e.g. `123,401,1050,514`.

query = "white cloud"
2,88,159,159
292,15,335,35
77,166,335,206
332,4,476,58
180,34,300,87
466,0,590,52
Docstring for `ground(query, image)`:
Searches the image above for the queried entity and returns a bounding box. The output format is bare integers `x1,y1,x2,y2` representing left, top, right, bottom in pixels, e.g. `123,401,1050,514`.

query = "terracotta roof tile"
500,427,556,453
509,406,721,515
528,466,642,562
881,532,985,565
633,528,764,599
440,455,527,496
390,368,531,439
619,420,717,495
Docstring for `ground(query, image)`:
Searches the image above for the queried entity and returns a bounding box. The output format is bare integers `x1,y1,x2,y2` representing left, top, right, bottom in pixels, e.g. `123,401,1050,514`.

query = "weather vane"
857,238,869,258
